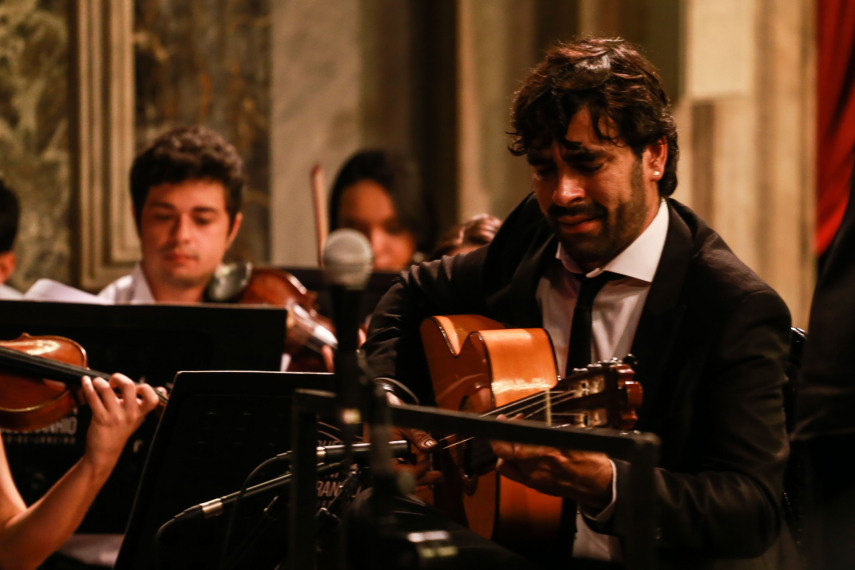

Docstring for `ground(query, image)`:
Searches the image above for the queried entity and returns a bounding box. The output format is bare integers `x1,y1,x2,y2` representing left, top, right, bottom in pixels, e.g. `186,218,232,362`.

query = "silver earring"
653,170,661,176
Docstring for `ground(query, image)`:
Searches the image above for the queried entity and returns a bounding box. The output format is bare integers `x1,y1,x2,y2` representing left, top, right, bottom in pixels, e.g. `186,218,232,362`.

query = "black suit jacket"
363,195,791,567
796,163,855,438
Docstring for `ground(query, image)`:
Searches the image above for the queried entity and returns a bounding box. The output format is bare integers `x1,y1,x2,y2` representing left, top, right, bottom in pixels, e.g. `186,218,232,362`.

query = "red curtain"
816,0,855,255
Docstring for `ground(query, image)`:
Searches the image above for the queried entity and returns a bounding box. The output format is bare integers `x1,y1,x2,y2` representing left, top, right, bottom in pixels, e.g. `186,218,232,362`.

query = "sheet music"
24,279,110,304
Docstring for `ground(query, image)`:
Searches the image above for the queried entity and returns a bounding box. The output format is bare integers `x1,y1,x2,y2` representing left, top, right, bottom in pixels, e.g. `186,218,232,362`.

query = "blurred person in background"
430,213,502,260
0,179,22,300
328,150,436,271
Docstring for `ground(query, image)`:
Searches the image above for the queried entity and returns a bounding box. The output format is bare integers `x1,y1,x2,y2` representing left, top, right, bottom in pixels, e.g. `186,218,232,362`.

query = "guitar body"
420,315,564,545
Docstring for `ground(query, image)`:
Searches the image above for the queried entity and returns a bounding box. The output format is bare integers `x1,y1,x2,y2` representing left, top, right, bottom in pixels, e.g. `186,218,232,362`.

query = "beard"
551,159,652,269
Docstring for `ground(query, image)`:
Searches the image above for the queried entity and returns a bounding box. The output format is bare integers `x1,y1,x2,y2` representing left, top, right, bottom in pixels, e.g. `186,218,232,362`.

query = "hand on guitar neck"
416,314,640,541
491,414,614,512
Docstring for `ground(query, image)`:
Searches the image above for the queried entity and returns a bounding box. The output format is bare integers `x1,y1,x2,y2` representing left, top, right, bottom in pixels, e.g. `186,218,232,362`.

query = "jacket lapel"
630,202,693,421
486,234,557,329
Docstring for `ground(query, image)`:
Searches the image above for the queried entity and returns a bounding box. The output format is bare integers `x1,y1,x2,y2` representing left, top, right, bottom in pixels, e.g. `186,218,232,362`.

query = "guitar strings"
434,388,567,448
434,384,608,451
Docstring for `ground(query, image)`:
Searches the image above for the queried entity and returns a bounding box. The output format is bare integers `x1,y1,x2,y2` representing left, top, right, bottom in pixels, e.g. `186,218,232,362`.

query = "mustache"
547,202,606,219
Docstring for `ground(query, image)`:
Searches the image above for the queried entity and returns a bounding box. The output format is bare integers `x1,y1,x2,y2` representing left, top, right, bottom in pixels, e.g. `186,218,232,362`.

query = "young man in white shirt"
99,126,243,304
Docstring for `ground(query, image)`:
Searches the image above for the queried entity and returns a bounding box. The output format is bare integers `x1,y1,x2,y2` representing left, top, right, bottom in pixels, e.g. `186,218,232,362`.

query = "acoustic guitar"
419,314,641,546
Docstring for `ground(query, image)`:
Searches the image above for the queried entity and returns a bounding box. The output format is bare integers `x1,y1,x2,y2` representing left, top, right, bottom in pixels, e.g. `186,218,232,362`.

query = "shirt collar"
557,198,669,283
131,263,157,303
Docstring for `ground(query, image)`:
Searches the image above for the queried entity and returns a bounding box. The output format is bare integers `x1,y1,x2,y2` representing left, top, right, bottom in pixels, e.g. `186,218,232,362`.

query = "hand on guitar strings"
385,391,443,488
490,414,614,512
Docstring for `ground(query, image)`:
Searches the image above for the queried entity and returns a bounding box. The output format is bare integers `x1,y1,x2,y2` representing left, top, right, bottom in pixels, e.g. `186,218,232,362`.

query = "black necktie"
558,271,617,548
565,272,615,376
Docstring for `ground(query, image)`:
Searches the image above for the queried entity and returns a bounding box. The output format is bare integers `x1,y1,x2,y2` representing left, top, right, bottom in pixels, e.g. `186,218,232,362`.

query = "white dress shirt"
97,264,156,303
0,282,23,300
536,199,669,561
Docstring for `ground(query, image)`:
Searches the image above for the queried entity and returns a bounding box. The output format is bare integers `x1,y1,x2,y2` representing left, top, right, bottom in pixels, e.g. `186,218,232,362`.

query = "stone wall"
134,0,271,264
0,0,272,292
0,0,71,290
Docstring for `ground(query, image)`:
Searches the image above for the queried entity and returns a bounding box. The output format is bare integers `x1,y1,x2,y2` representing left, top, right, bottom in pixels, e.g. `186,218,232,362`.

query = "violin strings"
0,346,168,405
0,345,112,384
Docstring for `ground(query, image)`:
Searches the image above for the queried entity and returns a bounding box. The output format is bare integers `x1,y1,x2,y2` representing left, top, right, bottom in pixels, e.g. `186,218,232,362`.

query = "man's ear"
227,212,243,248
646,138,668,181
0,251,17,284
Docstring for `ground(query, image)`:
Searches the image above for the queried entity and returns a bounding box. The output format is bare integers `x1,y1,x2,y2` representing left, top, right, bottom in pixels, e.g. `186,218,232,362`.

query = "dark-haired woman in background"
328,150,436,271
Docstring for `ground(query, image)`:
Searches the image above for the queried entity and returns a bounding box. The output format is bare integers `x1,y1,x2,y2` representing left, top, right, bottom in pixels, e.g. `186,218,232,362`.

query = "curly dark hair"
0,178,20,253
509,37,678,196
130,126,245,228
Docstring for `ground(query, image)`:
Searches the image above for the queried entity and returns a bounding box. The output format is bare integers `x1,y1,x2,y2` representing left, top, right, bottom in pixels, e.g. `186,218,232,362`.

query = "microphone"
322,229,373,444
171,441,410,522
322,228,374,291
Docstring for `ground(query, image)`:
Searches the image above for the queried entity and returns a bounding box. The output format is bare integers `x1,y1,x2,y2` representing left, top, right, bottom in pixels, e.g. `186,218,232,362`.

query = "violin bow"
310,163,328,268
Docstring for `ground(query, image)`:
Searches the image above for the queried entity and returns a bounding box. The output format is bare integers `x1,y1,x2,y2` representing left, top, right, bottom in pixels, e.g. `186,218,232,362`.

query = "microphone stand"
360,378,460,570
316,465,366,528
220,463,359,570
316,465,367,570
157,461,350,570
289,225,451,569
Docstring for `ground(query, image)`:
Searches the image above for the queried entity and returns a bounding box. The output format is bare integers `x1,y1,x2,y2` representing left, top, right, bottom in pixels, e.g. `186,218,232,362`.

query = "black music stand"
114,370,337,570
289,389,661,570
0,300,287,533
0,300,287,386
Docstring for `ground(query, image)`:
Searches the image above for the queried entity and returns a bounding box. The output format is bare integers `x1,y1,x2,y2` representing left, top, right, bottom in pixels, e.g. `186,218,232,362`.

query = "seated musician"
0,179,22,300
98,126,244,303
361,37,791,568
0,374,159,569
328,150,437,271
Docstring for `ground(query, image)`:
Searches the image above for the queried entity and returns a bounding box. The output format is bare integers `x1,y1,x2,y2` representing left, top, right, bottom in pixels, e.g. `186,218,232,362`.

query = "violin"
202,165,342,372
0,334,168,432
207,263,337,372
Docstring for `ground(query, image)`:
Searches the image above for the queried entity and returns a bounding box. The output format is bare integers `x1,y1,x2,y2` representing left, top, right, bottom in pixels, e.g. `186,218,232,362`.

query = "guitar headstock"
550,356,641,430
